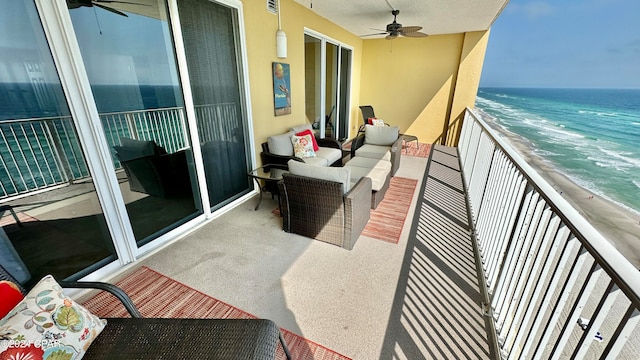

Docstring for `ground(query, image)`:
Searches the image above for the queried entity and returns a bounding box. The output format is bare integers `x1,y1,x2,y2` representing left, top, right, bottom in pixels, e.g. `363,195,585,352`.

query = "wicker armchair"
0,265,291,360
278,173,372,250
350,128,402,176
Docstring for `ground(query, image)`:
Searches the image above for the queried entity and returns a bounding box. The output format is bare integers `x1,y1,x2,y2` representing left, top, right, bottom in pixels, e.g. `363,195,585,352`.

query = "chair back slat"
359,105,375,121
0,264,27,294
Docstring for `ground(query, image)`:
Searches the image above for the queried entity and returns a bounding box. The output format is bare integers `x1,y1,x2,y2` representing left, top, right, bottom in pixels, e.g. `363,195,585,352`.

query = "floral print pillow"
0,275,107,360
291,134,316,158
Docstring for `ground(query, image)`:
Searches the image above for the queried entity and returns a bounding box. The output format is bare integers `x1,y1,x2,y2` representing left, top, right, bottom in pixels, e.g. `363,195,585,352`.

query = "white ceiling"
293,0,510,38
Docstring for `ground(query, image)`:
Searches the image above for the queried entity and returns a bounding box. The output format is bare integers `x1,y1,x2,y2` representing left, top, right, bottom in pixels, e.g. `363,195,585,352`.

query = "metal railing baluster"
455,108,640,359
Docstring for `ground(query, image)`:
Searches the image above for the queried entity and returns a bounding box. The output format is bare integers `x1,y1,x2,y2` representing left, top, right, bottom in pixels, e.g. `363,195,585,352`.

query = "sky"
479,0,640,89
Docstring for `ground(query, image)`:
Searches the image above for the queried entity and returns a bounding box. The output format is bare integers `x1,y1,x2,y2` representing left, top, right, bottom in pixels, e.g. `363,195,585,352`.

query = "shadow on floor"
379,145,497,359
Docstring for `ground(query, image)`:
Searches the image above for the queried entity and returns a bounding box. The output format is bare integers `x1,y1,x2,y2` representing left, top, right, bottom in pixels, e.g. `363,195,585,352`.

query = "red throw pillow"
295,129,319,151
367,117,377,125
0,280,23,317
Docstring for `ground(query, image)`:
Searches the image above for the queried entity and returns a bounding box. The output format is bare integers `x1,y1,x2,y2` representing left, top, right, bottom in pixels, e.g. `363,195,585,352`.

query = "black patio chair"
0,265,291,360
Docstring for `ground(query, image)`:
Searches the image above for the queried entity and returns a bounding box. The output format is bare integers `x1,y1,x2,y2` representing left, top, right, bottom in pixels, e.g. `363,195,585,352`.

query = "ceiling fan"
67,0,148,17
362,9,428,40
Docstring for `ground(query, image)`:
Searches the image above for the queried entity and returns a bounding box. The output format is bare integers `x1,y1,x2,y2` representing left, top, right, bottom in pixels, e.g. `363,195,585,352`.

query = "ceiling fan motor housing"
386,22,402,33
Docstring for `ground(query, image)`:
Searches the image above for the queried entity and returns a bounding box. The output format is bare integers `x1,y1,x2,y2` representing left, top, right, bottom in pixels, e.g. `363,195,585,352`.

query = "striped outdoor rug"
82,266,350,360
362,177,418,244
403,142,432,158
342,140,431,158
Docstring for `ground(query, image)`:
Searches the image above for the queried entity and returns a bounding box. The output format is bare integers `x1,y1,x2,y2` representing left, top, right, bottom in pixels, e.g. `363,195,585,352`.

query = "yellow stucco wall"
241,0,362,163
241,0,489,160
360,31,489,144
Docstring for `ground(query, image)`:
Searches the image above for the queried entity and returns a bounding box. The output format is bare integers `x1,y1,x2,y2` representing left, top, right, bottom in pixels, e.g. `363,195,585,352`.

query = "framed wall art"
272,62,291,116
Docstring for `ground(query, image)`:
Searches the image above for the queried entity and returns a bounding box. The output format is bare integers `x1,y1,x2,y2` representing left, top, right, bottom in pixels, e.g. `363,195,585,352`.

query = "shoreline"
477,110,640,268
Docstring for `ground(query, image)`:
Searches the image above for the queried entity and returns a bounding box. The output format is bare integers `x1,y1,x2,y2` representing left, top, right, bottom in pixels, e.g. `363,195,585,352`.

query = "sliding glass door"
67,0,203,247
1,0,253,283
0,1,117,285
177,0,252,209
304,31,352,141
338,47,352,140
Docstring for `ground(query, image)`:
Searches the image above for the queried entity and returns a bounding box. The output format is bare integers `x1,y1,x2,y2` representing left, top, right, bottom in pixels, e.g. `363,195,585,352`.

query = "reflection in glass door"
338,47,352,140
304,33,352,140
325,42,338,139
178,0,251,209
67,0,203,247
0,1,117,285
304,34,322,136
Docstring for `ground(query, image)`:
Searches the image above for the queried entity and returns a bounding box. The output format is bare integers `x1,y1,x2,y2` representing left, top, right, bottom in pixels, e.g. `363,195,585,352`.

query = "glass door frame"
303,28,353,140
34,0,255,280
168,0,257,213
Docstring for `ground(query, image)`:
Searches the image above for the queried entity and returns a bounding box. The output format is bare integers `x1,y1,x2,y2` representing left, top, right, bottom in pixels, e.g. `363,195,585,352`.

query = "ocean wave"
596,147,640,168
634,180,640,190
578,110,619,117
632,122,640,126
535,123,585,141
533,148,562,157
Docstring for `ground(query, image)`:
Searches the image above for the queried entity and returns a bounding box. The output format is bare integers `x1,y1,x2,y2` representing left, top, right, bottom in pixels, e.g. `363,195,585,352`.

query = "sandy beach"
478,111,640,269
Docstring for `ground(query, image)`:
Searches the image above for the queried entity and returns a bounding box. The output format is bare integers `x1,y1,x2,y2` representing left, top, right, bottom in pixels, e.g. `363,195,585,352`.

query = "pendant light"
276,0,287,58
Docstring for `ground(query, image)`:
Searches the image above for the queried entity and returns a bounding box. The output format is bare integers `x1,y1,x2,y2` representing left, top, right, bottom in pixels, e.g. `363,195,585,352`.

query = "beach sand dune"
478,111,640,269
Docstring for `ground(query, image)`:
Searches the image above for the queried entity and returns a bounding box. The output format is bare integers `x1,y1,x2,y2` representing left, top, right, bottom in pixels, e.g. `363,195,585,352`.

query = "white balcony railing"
459,108,640,359
0,103,238,199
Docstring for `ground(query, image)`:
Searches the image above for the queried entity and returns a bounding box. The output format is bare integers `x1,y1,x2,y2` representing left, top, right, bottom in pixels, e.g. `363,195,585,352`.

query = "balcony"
2,108,639,359
106,108,640,358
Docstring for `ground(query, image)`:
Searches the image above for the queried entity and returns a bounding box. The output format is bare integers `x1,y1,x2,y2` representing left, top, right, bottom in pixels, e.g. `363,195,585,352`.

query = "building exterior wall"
241,0,489,150
241,0,363,163
359,31,489,144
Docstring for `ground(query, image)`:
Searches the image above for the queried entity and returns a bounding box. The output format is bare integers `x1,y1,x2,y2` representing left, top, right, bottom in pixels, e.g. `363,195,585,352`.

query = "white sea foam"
476,89,640,216
542,126,585,140
596,147,640,168
578,110,618,117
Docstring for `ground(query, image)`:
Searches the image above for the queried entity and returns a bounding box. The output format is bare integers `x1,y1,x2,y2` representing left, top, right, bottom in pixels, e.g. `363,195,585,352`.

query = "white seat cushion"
290,123,313,133
301,156,328,167
288,159,351,193
345,164,389,191
355,144,391,161
267,131,294,156
345,157,391,172
364,124,399,146
314,147,342,165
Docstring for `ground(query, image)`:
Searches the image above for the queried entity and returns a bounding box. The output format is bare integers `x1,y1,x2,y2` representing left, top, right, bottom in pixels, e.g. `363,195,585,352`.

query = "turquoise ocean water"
475,88,640,216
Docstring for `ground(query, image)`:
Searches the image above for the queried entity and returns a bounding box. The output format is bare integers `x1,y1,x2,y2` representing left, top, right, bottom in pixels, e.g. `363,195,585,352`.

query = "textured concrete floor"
118,153,492,359
129,155,428,359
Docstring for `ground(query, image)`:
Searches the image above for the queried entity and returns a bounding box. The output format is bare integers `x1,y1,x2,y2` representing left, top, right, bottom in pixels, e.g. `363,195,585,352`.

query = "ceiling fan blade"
93,2,128,16
361,32,389,37
401,31,428,38
95,0,150,6
385,33,398,40
399,26,423,33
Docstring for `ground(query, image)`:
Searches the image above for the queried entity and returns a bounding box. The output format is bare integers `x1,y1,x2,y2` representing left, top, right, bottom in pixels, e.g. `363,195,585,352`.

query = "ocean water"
475,87,640,216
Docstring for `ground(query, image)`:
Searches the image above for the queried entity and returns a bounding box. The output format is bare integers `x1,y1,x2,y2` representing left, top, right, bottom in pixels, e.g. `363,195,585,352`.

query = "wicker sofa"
261,124,343,169
278,160,372,250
